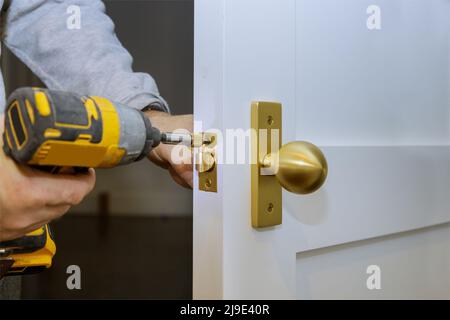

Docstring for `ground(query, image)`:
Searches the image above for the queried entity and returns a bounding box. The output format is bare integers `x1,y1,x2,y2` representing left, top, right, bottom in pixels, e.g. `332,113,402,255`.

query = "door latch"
195,133,217,193
161,132,218,193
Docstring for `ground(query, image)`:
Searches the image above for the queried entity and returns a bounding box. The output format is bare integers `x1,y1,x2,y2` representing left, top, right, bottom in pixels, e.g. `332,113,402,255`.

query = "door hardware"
251,102,328,228
196,133,217,193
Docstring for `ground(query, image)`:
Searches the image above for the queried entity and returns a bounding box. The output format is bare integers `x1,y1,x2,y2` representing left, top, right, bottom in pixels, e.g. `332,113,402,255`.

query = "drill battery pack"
0,225,56,279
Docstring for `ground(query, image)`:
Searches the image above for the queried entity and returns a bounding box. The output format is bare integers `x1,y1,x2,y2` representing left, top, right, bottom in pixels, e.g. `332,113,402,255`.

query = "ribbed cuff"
121,92,170,114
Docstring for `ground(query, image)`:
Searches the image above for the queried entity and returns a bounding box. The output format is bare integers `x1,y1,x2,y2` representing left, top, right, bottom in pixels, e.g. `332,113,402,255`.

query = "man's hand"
0,116,96,242
145,111,193,189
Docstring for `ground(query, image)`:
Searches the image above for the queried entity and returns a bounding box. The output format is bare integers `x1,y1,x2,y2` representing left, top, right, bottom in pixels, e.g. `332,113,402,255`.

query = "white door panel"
292,146,450,252
296,224,450,299
296,0,450,146
194,0,450,299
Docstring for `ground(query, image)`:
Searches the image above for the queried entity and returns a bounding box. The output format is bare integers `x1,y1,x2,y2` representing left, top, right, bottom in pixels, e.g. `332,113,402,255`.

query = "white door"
193,0,450,299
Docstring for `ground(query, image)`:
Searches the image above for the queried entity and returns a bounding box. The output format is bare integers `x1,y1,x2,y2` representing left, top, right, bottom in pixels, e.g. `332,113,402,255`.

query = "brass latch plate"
197,133,217,193
251,102,282,228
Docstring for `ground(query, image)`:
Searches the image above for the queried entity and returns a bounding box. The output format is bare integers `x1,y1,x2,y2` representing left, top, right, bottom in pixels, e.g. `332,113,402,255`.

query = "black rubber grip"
134,111,161,162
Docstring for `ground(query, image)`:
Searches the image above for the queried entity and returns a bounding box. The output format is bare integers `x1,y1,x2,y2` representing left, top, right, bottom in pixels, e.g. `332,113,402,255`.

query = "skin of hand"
0,115,96,241
145,110,193,189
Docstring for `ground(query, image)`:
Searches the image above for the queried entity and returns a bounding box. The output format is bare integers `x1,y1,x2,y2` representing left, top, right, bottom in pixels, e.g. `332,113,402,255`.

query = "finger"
31,168,96,207
169,168,189,188
26,203,70,231
169,167,192,189
177,170,193,188
1,203,69,240
39,204,71,222
148,149,170,169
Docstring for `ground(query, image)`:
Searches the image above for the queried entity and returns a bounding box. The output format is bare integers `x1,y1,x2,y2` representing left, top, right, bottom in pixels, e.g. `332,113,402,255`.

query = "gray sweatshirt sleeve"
3,0,169,112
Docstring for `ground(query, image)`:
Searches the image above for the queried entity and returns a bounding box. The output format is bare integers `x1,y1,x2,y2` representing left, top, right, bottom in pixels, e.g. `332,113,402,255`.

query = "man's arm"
3,0,168,112
3,0,193,188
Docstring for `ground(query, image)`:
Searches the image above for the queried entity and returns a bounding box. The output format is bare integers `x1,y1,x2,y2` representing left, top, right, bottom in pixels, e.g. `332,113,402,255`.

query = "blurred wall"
1,0,194,216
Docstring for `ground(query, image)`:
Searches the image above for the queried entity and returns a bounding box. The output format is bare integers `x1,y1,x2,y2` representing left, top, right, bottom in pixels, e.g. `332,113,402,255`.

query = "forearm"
3,0,169,111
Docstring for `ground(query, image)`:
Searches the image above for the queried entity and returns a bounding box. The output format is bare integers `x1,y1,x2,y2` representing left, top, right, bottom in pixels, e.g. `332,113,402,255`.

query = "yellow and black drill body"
3,87,161,169
0,87,164,279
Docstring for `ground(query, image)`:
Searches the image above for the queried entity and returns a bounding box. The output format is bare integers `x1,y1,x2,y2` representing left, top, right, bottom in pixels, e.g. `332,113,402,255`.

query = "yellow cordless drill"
0,87,193,279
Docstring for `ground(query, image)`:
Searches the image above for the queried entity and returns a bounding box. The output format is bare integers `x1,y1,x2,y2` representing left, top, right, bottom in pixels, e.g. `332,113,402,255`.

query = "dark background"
1,0,194,299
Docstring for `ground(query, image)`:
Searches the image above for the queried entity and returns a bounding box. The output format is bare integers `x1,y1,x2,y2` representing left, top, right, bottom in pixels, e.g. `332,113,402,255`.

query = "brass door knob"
262,141,328,195
251,101,327,228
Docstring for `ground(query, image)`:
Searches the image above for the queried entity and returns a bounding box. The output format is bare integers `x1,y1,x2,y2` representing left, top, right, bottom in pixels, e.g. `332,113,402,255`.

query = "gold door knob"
251,101,328,228
262,141,328,195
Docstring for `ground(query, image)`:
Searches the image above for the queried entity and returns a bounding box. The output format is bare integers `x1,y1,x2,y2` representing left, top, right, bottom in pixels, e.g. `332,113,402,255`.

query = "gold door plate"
251,102,282,228
197,133,217,193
